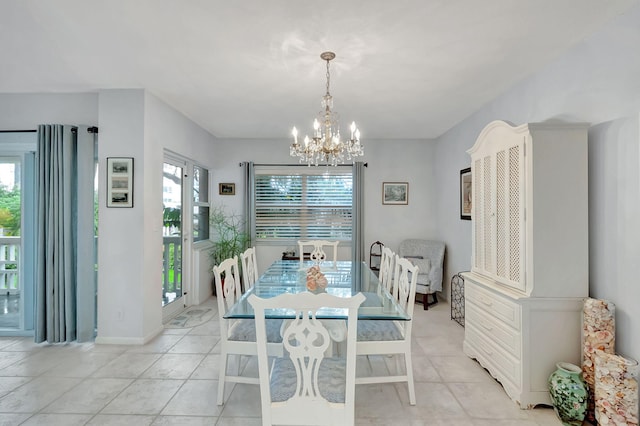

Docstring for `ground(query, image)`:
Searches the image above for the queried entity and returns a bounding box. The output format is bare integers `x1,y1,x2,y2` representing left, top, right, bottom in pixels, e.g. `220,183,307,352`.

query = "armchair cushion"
406,258,431,276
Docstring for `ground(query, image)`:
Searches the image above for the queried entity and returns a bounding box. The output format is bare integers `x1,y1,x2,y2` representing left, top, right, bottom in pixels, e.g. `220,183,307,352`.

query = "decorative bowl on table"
306,265,328,293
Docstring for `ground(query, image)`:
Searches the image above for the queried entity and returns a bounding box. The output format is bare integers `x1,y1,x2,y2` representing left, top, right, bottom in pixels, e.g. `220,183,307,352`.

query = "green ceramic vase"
548,362,588,426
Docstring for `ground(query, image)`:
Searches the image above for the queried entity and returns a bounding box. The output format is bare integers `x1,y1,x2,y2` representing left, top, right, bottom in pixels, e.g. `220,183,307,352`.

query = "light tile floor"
0,297,563,425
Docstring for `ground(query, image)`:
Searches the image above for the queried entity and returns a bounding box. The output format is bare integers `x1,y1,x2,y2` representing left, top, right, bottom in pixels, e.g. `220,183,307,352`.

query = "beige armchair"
398,239,445,310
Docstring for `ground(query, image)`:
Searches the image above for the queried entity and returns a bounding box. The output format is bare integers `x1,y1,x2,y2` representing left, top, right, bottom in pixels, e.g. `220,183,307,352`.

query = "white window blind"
254,166,353,242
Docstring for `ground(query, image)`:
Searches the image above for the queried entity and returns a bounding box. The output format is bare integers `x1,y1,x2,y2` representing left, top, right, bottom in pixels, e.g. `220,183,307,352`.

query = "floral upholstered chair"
398,239,445,310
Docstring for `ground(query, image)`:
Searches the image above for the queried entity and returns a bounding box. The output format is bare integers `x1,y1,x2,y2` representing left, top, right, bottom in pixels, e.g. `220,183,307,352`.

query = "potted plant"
209,205,250,294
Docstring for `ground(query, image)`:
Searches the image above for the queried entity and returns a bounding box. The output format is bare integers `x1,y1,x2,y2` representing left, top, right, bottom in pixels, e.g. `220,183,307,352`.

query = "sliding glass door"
0,131,36,336
0,157,22,330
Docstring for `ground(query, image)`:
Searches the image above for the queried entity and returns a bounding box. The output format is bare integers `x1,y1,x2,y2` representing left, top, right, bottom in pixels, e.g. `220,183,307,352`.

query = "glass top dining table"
224,260,410,321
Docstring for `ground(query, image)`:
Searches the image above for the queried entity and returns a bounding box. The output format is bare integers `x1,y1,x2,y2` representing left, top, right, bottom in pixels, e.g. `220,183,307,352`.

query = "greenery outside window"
254,166,353,243
0,157,21,237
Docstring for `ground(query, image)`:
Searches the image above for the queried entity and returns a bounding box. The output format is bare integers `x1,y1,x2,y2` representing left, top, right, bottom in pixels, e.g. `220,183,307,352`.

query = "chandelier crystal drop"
290,51,363,166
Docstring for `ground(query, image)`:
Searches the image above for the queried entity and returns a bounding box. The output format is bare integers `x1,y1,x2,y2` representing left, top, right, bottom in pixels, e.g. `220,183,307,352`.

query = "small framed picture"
382,182,408,205
107,157,134,208
219,182,235,195
460,167,472,220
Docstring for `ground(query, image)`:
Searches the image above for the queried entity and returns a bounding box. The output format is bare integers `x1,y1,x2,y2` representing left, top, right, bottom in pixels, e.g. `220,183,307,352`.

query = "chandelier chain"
325,59,331,98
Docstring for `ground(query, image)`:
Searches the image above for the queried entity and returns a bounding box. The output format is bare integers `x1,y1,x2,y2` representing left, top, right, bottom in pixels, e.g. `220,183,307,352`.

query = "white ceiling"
0,0,637,139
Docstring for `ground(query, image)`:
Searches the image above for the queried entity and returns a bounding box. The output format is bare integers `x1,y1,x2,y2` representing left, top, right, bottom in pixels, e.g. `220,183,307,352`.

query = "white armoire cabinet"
462,120,589,408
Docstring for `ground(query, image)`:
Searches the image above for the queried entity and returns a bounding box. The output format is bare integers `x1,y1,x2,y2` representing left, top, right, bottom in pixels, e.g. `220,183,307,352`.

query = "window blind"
254,167,353,242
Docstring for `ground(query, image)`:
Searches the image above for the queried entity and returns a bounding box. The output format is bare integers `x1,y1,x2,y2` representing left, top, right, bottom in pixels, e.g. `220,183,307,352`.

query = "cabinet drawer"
465,323,522,387
466,302,521,358
466,283,521,330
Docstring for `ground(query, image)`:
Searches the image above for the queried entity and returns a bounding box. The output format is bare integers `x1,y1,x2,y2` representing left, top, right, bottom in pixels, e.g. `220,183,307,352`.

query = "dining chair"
240,246,259,292
378,246,395,295
248,291,365,426
355,254,419,405
297,240,339,269
213,256,283,405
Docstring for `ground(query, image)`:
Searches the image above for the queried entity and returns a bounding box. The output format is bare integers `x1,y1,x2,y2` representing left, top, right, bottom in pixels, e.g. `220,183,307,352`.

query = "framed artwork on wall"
107,157,134,208
460,167,471,220
382,182,408,205
219,182,236,195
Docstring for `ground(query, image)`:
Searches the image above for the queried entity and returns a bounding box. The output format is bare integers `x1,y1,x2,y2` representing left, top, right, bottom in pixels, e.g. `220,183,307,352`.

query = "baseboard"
95,335,145,345
95,324,164,345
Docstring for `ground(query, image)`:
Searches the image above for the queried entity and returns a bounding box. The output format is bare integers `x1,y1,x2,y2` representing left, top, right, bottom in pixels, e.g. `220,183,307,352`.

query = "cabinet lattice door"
471,131,525,292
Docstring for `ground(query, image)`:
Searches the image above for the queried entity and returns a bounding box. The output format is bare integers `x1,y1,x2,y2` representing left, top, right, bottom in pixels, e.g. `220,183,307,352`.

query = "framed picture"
107,157,133,208
219,182,235,195
382,182,408,205
460,167,472,220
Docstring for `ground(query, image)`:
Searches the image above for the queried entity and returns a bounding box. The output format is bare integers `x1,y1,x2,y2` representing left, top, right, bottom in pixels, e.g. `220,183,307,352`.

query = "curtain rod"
240,162,367,167
0,127,98,133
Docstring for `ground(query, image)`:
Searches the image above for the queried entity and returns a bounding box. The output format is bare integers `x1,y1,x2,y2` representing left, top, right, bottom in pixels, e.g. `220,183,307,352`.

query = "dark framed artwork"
107,157,134,208
219,182,236,195
382,182,408,205
460,167,471,220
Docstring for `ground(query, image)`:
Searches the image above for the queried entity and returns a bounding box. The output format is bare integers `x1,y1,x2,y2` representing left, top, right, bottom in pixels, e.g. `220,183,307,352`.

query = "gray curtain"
35,125,78,343
243,161,255,246
352,162,365,290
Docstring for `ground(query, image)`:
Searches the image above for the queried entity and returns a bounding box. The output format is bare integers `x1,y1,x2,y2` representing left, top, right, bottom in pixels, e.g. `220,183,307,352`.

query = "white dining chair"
240,246,259,292
355,254,419,405
249,291,365,426
297,240,339,269
213,256,283,405
378,246,395,295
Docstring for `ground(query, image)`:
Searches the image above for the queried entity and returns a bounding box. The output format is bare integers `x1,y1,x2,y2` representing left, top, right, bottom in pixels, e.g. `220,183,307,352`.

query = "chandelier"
290,51,363,166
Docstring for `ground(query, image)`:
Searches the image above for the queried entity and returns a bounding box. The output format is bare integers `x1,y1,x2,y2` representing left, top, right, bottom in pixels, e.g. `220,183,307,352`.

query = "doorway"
162,157,186,320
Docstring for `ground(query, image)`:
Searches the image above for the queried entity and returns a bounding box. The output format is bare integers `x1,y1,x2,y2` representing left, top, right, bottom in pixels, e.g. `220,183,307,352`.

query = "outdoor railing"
0,235,182,300
0,237,20,295
162,235,182,304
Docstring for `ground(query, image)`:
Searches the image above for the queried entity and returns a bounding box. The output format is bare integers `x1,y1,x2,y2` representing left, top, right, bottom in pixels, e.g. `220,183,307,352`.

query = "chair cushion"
270,357,346,403
228,318,284,343
357,320,404,341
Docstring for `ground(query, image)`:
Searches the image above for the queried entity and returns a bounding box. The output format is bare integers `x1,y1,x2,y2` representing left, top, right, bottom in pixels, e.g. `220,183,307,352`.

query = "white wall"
435,5,640,361
97,89,217,344
97,89,149,343
589,115,640,360
210,138,437,273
